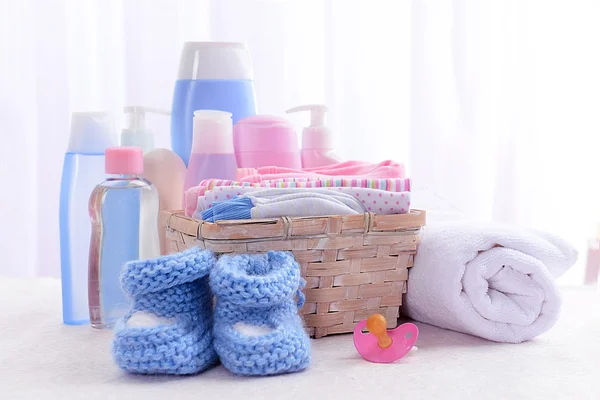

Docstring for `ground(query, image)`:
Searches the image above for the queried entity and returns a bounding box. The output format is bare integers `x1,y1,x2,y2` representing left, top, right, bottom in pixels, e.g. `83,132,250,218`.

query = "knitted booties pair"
210,251,311,376
112,247,218,375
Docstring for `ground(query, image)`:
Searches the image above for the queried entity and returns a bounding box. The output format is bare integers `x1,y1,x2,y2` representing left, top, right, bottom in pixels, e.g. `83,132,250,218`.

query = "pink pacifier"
353,314,419,363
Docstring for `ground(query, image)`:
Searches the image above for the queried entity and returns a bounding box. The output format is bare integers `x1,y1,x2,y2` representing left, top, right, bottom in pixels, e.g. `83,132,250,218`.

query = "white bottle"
120,106,170,154
120,106,187,254
286,104,341,169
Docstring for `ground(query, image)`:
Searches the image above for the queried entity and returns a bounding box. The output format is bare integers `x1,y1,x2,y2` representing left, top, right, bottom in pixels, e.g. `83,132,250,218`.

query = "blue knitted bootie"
210,251,311,376
112,247,218,375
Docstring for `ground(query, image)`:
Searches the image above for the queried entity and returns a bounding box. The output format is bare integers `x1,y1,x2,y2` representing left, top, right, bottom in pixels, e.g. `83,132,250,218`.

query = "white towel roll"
404,222,578,343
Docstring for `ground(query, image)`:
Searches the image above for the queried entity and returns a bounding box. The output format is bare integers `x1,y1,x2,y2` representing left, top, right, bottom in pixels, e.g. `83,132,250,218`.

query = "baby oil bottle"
88,146,160,329
183,110,238,192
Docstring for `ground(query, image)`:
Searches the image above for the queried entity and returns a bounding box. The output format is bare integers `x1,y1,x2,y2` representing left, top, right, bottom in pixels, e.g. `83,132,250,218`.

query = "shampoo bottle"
59,112,116,325
183,110,238,193
171,42,257,166
286,104,341,169
88,147,160,329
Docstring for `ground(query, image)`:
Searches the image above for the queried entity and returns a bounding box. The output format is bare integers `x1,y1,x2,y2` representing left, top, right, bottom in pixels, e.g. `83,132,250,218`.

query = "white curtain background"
1,0,598,285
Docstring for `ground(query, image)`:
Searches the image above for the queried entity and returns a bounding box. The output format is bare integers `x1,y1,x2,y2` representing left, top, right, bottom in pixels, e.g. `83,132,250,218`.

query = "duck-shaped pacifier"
353,314,419,363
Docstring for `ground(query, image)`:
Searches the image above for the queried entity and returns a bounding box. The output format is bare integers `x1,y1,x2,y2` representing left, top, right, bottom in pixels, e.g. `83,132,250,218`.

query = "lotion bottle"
286,104,341,169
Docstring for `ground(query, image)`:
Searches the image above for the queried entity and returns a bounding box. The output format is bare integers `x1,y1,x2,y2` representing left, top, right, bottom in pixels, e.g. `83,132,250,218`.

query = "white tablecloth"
1,277,598,400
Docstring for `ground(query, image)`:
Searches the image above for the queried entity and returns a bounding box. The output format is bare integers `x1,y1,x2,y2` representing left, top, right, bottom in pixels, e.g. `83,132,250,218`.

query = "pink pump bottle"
286,104,341,169
183,110,238,193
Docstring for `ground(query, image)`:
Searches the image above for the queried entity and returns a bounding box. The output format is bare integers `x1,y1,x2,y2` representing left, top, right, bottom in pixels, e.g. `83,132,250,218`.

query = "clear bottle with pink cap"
88,146,160,329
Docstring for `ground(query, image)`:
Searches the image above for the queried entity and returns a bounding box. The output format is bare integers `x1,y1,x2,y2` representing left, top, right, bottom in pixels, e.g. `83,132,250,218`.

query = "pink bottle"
286,104,341,169
585,224,600,285
183,110,238,193
233,115,301,169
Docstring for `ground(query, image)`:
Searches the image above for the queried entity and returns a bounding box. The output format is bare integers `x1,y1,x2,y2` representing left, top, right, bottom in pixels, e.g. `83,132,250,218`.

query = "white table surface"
1,277,599,400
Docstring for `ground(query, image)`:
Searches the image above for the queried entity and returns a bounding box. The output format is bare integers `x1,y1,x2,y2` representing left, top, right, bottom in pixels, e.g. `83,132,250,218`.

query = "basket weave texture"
160,209,426,339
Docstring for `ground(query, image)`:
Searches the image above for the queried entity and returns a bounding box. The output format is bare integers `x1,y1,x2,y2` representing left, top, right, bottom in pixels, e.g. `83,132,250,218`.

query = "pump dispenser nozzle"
121,106,170,154
286,104,329,127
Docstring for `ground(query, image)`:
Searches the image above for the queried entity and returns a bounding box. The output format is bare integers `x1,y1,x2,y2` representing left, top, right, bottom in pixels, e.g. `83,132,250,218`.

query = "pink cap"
105,146,144,175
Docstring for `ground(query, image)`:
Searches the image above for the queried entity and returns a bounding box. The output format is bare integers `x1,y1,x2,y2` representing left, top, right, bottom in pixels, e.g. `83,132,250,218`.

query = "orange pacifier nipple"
366,314,393,349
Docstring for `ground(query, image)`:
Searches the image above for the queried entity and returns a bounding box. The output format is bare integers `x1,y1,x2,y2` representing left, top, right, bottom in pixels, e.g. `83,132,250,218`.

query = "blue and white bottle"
171,42,257,166
59,112,116,325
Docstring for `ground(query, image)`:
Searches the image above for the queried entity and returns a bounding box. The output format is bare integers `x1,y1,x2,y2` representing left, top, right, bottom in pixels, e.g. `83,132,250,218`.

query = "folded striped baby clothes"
185,178,411,217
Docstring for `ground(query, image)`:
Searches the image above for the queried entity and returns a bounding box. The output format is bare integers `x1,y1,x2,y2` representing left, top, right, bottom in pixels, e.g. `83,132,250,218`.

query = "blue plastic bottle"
59,112,116,325
171,42,257,166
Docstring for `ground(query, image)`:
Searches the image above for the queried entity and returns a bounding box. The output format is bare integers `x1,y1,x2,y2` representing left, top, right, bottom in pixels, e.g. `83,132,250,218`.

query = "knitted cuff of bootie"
112,247,218,375
120,247,217,297
209,251,305,308
130,279,212,318
211,251,311,376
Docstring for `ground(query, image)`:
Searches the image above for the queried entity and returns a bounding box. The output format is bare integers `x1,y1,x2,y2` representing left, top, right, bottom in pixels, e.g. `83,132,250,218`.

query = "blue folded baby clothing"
112,247,218,375
201,197,252,221
210,251,311,376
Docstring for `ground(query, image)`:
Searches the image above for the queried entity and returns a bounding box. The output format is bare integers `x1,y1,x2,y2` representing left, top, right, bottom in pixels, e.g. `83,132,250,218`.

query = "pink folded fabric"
303,160,404,175
236,160,405,183
184,177,412,217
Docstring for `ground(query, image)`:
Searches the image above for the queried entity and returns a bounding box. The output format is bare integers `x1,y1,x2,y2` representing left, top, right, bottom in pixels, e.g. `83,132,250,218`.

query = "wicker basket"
159,209,426,339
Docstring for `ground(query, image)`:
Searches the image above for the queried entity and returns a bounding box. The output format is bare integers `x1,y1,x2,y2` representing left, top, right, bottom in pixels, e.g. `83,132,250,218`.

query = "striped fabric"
199,178,411,192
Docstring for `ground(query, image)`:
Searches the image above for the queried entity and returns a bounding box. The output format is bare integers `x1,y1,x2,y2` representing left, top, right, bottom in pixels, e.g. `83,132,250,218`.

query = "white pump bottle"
121,106,170,154
120,106,187,255
286,104,341,168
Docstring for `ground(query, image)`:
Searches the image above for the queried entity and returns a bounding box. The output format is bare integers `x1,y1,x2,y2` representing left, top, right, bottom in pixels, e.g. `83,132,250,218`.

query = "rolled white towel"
404,222,578,343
